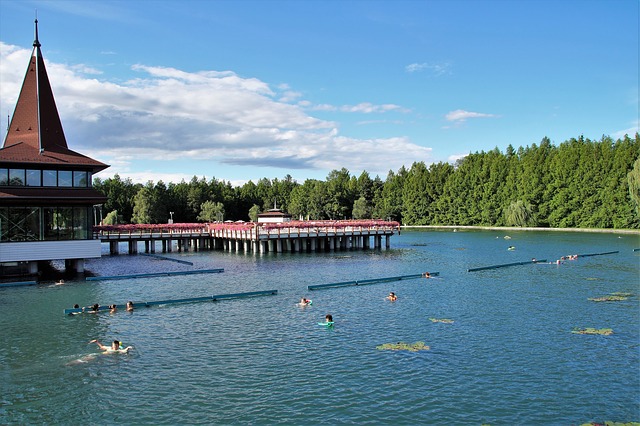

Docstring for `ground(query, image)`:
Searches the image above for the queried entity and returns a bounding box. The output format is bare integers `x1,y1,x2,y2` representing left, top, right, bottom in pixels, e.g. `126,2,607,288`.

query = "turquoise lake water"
1,229,639,425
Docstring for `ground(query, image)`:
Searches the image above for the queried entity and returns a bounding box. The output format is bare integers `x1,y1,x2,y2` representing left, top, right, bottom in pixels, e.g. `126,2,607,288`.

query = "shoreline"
401,225,640,235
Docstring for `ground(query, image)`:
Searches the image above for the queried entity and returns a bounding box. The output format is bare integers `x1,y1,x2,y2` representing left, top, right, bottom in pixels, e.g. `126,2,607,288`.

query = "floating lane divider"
468,259,547,273
307,273,439,291
86,268,224,281
139,253,194,266
64,289,278,315
634,248,640,252
0,280,37,288
577,250,619,258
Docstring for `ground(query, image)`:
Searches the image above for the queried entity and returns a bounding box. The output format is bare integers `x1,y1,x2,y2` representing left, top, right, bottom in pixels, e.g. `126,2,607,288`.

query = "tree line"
93,133,640,229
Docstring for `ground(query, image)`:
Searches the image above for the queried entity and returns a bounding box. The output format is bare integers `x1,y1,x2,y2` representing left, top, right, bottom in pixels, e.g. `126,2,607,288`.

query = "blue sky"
1,0,638,186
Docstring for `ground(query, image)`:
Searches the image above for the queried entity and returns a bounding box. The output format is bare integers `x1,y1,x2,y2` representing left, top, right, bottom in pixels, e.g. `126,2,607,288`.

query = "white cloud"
448,153,468,164
305,102,409,114
612,120,639,140
405,62,451,76
340,102,407,113
1,41,432,179
445,109,497,122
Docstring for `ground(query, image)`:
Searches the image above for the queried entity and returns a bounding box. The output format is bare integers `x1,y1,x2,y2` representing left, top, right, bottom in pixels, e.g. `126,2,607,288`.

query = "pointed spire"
1,20,108,173
33,18,41,48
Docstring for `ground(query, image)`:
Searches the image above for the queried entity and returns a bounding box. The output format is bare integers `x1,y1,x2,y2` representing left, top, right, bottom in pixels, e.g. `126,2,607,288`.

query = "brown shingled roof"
0,20,108,174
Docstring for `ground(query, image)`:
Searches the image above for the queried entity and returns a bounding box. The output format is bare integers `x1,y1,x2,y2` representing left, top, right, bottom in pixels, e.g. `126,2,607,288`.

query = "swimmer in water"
422,272,431,279
89,339,132,354
387,292,398,301
109,304,117,313
126,301,134,312
299,298,312,306
324,314,334,325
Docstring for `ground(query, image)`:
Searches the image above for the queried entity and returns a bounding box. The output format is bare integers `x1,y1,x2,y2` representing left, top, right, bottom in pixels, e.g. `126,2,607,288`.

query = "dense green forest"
93,134,640,229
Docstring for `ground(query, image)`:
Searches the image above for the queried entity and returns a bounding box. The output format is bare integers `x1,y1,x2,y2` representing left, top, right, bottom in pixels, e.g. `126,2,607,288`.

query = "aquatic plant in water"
572,328,614,335
429,318,454,324
588,296,628,302
376,341,430,352
588,292,633,302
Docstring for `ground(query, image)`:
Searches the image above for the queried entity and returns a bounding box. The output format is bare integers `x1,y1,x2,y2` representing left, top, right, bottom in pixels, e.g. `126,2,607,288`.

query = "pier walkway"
94,220,400,255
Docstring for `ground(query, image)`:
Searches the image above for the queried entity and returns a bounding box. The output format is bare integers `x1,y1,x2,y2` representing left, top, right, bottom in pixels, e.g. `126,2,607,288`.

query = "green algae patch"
572,328,614,336
429,318,454,324
376,341,430,352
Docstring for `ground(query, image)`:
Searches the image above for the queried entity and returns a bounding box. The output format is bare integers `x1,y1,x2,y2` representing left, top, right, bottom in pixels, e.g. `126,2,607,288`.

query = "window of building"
26,169,41,186
43,170,57,186
73,207,89,239
9,169,25,186
43,207,57,240
0,207,7,241
73,171,88,187
0,206,93,242
58,171,72,187
0,168,93,188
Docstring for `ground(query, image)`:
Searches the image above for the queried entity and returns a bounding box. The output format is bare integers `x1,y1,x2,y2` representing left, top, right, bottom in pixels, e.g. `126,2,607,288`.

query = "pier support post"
386,235,391,249
150,240,156,253
363,236,370,249
128,241,137,254
110,241,119,255
144,241,150,253
69,259,85,273
329,237,335,251
276,239,282,253
167,239,172,252
310,238,316,252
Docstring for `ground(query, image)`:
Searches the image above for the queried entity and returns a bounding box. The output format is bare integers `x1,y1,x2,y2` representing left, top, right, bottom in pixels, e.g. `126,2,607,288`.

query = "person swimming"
126,301,134,312
89,339,132,354
387,292,398,301
299,298,312,306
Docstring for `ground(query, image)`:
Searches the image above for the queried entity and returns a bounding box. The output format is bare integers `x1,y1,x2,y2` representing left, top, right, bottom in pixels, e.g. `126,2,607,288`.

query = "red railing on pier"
94,220,400,240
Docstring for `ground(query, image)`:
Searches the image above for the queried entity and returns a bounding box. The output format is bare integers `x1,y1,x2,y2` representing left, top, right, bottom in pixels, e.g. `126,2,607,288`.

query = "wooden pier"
94,220,400,255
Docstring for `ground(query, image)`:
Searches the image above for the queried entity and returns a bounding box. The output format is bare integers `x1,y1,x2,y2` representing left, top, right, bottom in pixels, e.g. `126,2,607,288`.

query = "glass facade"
0,206,93,242
0,168,92,188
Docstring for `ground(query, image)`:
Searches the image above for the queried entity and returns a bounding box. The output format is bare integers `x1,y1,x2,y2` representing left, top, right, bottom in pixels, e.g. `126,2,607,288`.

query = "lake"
1,229,638,425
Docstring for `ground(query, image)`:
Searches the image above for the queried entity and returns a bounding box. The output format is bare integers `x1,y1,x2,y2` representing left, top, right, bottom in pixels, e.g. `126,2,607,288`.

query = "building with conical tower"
0,20,109,277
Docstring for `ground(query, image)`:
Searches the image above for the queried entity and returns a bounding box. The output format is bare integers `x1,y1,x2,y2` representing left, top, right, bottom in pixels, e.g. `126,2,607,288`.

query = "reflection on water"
1,230,639,425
